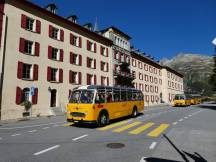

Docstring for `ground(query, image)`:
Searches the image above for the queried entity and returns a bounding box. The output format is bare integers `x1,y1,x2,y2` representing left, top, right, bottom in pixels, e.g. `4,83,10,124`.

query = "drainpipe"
0,13,8,120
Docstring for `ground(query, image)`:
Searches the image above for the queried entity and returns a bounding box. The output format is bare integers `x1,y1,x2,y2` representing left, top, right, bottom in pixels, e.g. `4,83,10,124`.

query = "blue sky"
31,0,216,60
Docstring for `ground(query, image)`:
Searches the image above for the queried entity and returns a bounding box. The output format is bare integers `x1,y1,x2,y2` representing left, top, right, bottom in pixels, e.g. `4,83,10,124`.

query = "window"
154,68,157,74
132,71,136,78
145,84,149,92
144,64,148,71
51,68,58,82
52,48,59,60
139,73,143,80
150,76,153,83
101,76,109,86
113,90,120,102
159,79,162,85
155,86,158,93
73,35,79,46
21,14,41,33
22,64,32,79
23,88,31,102
101,46,106,56
101,61,108,72
149,66,153,73
72,54,79,65
145,75,149,82
87,74,96,85
150,85,154,93
72,72,78,84
168,72,170,78
52,28,59,39
114,51,119,60
26,17,34,31
69,71,81,84
48,46,63,62
24,40,33,54
138,62,143,69
87,58,96,69
154,77,158,84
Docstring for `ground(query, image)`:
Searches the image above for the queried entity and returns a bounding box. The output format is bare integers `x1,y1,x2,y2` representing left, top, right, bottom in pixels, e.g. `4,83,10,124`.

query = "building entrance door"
50,89,57,107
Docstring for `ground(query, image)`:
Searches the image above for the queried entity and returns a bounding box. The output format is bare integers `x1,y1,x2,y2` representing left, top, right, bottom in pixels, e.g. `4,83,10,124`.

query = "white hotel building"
0,0,184,120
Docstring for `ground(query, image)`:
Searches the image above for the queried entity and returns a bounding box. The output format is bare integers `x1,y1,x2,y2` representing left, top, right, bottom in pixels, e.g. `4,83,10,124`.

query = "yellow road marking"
147,124,169,137
129,122,154,135
98,120,130,131
63,123,74,127
113,121,142,133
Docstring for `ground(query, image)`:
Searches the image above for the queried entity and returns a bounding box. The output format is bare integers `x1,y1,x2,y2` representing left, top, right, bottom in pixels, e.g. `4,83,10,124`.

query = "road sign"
30,86,35,96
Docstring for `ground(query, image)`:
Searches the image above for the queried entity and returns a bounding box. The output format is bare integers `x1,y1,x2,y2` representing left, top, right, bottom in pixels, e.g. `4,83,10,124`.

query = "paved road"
0,105,215,162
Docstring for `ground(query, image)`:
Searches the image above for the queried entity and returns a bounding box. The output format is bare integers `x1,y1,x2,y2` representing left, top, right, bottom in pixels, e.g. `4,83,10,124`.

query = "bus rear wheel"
132,107,138,118
98,112,109,127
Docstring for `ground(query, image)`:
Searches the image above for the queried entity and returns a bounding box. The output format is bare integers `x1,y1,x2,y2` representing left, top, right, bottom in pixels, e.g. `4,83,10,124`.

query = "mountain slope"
160,53,214,95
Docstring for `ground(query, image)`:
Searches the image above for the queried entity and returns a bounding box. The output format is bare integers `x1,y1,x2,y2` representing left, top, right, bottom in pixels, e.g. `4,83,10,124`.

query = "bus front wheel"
132,107,138,118
98,112,109,127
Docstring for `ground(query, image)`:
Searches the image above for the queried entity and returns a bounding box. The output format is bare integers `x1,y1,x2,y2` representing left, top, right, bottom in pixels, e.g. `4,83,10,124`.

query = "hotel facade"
0,0,184,120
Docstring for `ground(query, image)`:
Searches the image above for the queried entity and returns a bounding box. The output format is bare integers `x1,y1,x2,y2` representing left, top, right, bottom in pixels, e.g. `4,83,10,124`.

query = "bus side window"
128,91,132,101
138,92,143,101
121,91,127,101
96,90,105,103
113,90,120,102
106,90,113,103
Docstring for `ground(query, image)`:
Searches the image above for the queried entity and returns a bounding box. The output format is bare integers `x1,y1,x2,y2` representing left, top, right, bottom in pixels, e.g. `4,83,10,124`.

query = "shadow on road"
143,134,208,162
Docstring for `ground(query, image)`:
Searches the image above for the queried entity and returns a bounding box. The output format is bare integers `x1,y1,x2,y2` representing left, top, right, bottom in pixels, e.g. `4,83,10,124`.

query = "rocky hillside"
160,53,214,95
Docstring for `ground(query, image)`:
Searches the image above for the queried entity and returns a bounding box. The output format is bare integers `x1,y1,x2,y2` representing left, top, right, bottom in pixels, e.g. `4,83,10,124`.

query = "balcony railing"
113,70,135,79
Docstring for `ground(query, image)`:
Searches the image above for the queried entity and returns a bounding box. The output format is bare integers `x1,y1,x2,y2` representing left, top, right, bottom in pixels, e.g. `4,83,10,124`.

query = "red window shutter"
100,61,103,71
49,25,53,38
36,20,41,33
94,75,97,85
86,57,89,68
70,52,73,64
106,48,109,57
79,55,82,66
60,49,64,62
107,63,109,72
21,14,26,29
86,74,90,85
119,52,121,62
17,61,23,79
48,46,52,59
19,38,25,53
107,77,109,86
94,59,96,69
32,88,38,105
47,67,51,81
69,70,72,83
79,37,82,48
114,51,117,59
60,29,64,41
70,33,74,45
94,43,97,53
59,69,63,83
16,87,23,105
101,76,103,85
33,64,38,80
87,40,90,51
78,72,82,85
35,42,40,56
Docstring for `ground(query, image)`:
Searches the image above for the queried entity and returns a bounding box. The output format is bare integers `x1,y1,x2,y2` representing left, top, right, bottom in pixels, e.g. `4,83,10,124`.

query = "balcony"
113,70,135,79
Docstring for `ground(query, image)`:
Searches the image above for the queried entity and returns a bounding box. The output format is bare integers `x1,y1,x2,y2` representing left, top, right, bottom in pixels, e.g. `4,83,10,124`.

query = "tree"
114,62,135,87
209,53,216,92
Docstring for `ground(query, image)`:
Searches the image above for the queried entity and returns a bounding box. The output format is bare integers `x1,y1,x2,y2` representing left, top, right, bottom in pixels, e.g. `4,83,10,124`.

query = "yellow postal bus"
173,94,191,107
67,85,144,126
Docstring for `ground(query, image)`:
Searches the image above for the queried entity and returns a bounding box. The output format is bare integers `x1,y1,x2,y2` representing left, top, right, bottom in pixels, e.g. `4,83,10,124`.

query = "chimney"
67,15,78,24
83,23,93,31
46,4,57,14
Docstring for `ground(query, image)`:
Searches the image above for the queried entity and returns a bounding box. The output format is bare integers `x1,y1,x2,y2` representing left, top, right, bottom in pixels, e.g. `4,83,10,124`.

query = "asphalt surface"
0,105,215,162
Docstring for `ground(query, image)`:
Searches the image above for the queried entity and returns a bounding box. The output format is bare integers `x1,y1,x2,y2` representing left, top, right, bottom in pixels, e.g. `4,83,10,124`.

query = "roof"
131,50,162,69
101,26,131,40
163,66,184,77
7,0,113,46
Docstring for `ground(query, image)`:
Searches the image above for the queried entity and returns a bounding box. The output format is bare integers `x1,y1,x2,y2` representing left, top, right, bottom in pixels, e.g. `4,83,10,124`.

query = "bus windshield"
69,90,95,104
